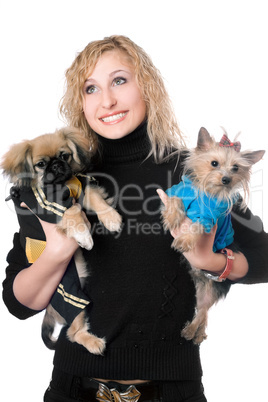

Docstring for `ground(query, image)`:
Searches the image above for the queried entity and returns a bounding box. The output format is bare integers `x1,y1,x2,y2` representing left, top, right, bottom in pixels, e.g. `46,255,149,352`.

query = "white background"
0,1,268,401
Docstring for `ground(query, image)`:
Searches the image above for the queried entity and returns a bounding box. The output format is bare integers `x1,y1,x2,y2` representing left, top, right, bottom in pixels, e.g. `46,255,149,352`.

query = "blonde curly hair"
60,35,185,162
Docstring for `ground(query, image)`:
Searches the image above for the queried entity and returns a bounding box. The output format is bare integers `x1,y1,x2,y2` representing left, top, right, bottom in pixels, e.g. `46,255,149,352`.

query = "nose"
222,176,231,185
101,88,117,109
51,160,64,174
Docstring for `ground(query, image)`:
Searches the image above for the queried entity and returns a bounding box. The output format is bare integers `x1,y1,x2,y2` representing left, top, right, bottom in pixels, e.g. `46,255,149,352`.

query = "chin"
96,124,139,140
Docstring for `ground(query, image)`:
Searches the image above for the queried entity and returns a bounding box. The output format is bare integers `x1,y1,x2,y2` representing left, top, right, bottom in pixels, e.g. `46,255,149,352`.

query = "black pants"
43,369,207,402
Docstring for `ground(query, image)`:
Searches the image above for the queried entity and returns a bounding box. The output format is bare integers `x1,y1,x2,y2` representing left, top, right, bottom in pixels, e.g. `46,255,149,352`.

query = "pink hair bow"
219,134,241,152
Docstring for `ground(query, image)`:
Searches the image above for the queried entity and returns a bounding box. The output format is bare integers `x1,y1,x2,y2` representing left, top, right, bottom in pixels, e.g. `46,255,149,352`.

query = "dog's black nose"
44,158,73,184
222,176,231,185
51,160,64,174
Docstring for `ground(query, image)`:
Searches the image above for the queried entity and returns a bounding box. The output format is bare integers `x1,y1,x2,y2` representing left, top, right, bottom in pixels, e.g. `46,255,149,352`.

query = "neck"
94,122,151,165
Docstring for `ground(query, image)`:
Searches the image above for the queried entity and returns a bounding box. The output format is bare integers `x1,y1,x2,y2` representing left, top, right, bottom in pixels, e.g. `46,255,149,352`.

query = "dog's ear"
241,150,265,166
60,127,91,170
1,141,34,183
197,127,214,151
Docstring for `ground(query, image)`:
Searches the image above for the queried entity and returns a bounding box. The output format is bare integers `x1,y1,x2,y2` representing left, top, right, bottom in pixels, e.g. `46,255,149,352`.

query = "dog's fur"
161,127,265,344
1,127,122,354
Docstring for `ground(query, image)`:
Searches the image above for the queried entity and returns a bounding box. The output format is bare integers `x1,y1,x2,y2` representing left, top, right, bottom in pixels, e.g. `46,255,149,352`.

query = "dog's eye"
35,161,46,169
60,153,70,161
211,161,219,167
232,164,239,172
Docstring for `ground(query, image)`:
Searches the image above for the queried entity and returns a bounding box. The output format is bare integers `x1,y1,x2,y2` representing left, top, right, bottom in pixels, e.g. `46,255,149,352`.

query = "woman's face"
83,51,147,140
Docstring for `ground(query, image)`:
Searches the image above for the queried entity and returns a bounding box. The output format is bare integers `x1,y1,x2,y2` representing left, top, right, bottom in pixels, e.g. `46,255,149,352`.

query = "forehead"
86,50,134,79
31,134,68,160
210,146,242,164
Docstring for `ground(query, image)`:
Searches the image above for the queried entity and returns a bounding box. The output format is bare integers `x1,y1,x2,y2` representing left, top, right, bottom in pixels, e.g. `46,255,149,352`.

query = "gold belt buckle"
96,382,141,402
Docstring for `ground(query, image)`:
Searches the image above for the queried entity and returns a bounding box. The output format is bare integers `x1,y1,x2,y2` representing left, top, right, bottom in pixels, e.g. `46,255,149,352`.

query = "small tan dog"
158,127,265,344
1,127,122,354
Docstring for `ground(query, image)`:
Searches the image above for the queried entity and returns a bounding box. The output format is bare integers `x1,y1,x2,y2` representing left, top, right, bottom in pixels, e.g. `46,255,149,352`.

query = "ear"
241,150,265,165
1,141,34,182
197,127,214,150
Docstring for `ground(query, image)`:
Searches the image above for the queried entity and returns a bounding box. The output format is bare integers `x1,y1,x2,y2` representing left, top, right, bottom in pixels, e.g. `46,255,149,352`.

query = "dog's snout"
44,158,72,184
51,160,64,173
222,176,231,185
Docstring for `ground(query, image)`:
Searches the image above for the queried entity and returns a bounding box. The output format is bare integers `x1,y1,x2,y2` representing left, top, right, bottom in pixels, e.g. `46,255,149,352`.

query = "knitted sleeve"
2,232,42,319
231,202,268,284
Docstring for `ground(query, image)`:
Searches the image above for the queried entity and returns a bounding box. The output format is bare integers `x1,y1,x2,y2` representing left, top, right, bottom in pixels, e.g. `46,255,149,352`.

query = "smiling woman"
60,35,183,163
82,51,147,139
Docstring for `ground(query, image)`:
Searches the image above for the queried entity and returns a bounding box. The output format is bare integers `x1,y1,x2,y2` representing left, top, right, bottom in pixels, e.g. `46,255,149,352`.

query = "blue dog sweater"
165,175,236,251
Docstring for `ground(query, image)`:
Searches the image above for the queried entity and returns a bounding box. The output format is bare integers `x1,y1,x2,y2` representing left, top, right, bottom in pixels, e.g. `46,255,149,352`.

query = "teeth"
101,112,127,123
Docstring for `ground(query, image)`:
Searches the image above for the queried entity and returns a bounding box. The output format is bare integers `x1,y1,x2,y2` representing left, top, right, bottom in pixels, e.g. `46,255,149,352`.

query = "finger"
193,223,218,250
211,223,217,234
170,228,180,238
19,202,42,223
202,223,217,242
156,189,168,206
20,202,35,215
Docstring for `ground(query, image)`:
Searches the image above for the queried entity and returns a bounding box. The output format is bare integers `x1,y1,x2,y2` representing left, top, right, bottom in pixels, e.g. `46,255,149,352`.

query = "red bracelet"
218,248,235,280
202,248,235,282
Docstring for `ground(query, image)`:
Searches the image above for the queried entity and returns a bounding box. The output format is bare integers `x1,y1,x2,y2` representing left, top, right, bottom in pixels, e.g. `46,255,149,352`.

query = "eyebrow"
109,69,131,77
84,69,131,84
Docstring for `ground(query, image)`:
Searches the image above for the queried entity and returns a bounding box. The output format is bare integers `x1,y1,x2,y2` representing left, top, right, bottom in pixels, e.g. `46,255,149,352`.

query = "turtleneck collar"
94,121,151,165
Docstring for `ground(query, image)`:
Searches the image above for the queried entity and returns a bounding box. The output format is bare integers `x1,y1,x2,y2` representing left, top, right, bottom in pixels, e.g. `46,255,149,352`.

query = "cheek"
203,169,221,184
134,94,147,121
199,164,223,184
83,99,96,124
134,89,145,107
127,85,146,112
232,170,250,186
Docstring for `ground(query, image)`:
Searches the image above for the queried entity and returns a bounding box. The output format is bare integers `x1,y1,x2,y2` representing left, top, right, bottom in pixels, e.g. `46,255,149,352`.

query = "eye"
85,85,98,94
211,161,219,167
232,164,239,172
60,152,71,161
113,77,126,86
34,160,47,169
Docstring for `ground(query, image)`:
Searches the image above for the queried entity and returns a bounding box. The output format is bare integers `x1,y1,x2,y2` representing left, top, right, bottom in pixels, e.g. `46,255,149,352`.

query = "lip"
99,111,128,125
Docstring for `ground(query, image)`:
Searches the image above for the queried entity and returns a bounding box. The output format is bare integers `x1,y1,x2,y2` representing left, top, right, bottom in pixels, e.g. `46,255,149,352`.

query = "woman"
3,35,268,402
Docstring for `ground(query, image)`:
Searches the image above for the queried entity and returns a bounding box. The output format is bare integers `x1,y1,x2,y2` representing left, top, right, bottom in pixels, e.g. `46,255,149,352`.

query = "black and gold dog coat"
7,175,92,325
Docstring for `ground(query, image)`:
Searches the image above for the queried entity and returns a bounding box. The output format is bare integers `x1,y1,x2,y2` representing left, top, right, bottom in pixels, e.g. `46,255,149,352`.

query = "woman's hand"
157,189,249,279
157,189,221,270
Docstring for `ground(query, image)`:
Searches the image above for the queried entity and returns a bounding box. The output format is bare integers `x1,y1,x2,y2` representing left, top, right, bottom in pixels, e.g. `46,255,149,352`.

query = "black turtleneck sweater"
3,122,268,380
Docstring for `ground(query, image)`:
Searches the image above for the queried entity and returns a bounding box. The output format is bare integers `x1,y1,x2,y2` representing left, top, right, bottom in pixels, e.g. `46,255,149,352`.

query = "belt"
77,378,161,402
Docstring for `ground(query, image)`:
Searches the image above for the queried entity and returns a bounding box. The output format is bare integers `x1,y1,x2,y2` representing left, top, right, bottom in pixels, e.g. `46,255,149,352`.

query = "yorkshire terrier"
158,127,265,344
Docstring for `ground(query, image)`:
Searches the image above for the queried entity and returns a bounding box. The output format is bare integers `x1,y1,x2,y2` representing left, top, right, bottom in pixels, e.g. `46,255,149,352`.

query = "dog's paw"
181,321,194,340
75,233,94,250
74,230,94,250
84,335,106,355
68,319,106,355
99,209,122,232
181,321,198,341
161,197,185,232
181,322,207,345
192,331,207,345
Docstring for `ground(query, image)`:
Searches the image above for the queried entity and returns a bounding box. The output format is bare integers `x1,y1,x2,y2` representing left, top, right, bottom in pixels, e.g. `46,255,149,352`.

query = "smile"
100,112,128,124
